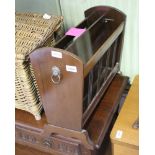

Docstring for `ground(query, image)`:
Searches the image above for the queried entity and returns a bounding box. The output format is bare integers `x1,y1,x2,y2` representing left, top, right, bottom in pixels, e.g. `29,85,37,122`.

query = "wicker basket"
15,12,64,120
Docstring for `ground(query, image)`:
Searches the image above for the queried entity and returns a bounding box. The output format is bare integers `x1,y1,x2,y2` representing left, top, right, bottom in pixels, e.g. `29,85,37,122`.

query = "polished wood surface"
110,75,139,155
29,6,126,130
86,75,128,147
16,75,128,155
16,6,127,155
30,47,84,131
16,143,52,155
15,109,47,129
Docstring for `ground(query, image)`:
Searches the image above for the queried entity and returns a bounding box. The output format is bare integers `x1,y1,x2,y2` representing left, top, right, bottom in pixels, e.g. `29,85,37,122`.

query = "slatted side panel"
60,0,139,82
83,37,120,112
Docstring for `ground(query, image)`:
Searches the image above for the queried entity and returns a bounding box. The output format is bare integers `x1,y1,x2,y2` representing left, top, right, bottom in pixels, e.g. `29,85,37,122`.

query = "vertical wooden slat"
59,0,138,81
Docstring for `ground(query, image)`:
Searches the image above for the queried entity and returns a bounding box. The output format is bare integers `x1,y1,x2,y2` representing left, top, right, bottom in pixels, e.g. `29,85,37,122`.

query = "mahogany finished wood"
29,6,126,130
16,6,127,155
16,75,129,155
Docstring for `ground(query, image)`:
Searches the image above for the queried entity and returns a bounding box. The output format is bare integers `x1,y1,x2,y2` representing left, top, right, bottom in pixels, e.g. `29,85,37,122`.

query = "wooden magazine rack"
16,6,128,155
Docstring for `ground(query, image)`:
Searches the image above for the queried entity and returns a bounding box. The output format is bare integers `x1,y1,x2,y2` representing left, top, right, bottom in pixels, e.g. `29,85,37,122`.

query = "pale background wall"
59,0,139,82
15,0,61,15
15,0,139,82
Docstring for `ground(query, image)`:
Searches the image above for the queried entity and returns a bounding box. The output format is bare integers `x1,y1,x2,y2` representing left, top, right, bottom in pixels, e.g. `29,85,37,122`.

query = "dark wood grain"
30,47,84,131
29,6,126,130
16,6,127,155
16,75,128,155
15,109,47,129
85,75,128,146
16,143,52,155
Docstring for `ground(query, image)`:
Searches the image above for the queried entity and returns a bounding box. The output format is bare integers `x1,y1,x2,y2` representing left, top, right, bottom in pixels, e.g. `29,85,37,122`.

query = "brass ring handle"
51,66,61,84
51,74,61,84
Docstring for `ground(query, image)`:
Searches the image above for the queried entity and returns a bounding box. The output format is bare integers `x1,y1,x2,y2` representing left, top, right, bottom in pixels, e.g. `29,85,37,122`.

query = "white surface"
66,65,77,73
115,130,123,139
51,51,62,59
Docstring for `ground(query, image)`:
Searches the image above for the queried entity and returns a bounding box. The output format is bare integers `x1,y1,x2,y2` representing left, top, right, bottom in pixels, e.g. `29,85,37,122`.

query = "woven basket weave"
15,12,63,120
